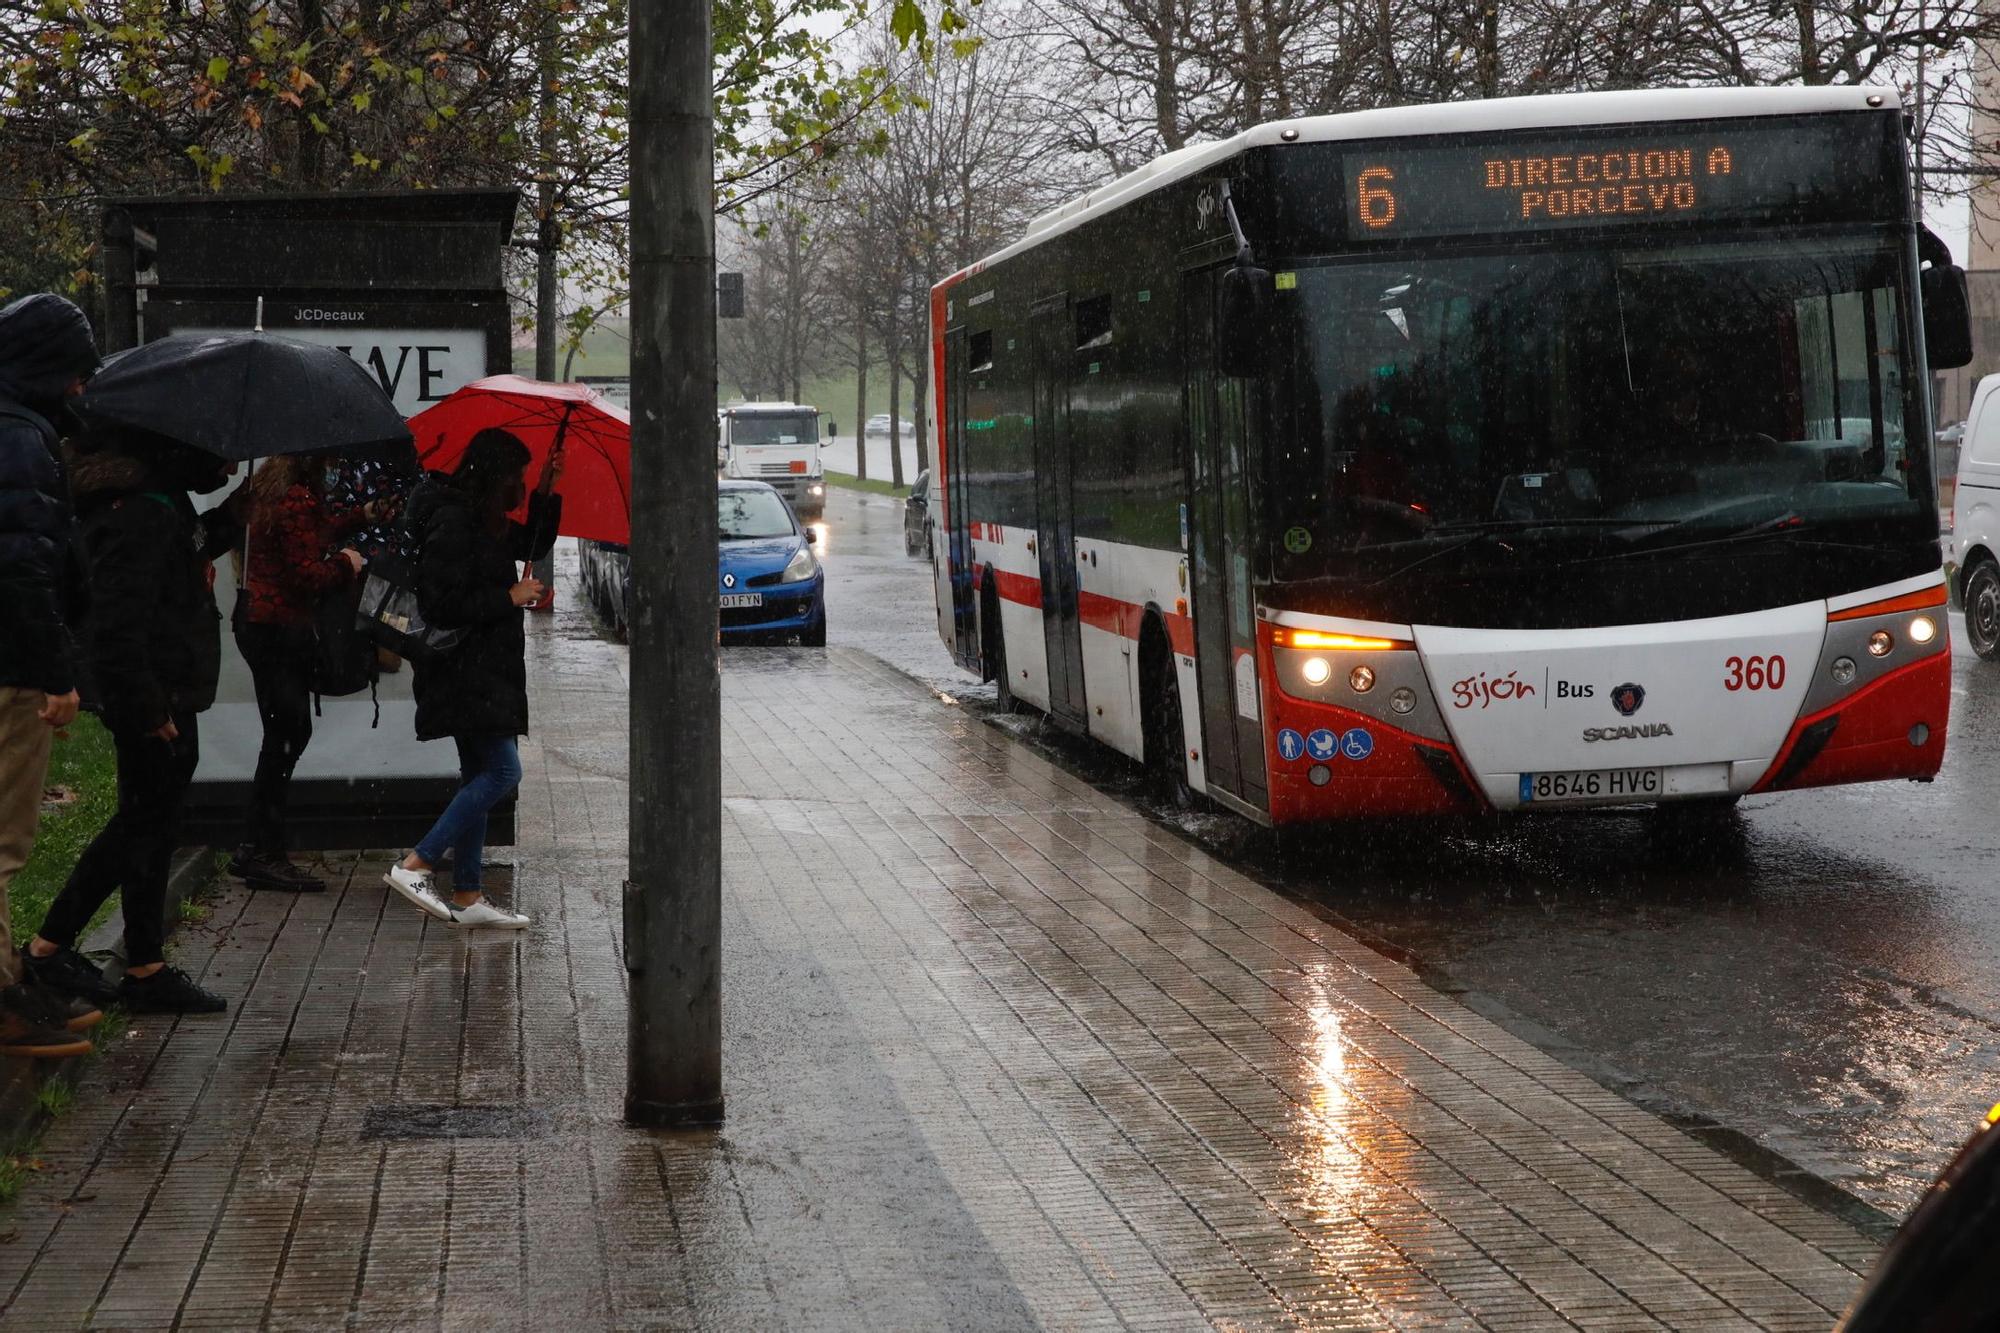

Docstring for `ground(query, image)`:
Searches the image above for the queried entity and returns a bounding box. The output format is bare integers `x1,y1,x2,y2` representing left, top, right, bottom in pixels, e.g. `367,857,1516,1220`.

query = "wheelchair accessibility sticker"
1278,727,1374,764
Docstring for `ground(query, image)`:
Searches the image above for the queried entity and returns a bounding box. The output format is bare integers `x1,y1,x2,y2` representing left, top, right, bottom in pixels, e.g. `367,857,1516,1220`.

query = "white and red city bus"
929,87,1970,823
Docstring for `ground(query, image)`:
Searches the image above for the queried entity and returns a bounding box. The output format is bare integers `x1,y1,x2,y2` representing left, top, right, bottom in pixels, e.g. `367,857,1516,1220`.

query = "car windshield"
718,489,796,540
729,413,816,447
1265,233,1930,594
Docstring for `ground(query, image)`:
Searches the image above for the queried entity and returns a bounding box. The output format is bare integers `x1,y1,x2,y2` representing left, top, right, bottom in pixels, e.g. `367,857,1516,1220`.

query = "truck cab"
717,401,827,519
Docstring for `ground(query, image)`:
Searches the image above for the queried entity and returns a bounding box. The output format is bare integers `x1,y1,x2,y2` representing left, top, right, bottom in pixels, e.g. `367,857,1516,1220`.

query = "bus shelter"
98,189,521,850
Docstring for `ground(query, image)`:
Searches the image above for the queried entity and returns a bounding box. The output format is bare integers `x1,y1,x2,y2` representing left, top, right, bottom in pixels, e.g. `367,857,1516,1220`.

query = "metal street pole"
625,0,723,1127
534,5,561,382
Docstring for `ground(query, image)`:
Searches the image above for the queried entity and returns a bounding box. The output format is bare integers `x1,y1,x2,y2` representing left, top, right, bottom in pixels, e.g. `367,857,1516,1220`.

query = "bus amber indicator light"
1274,628,1409,652
1829,585,1948,622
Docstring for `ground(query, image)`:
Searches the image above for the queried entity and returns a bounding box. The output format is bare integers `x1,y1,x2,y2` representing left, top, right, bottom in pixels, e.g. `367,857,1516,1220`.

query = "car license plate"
1519,767,1663,803
719,593,763,609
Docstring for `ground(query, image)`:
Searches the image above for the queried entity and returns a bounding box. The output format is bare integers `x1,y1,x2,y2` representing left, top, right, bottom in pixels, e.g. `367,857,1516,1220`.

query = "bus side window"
1075,296,1112,350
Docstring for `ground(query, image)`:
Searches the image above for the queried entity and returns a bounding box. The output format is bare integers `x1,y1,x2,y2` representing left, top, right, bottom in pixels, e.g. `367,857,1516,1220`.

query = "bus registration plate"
719,593,764,609
1520,767,1663,803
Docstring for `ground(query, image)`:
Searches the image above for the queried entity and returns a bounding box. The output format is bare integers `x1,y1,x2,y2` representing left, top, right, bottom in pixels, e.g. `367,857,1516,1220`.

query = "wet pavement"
818,484,2000,1226
0,535,1879,1329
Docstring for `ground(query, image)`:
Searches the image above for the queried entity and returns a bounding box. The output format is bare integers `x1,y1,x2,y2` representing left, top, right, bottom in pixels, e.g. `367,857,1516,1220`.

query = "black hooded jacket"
66,437,237,735
405,474,560,741
0,294,101,695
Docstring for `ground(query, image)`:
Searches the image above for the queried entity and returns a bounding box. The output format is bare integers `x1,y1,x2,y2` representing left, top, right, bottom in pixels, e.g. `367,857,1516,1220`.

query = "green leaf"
889,0,924,49
205,55,230,84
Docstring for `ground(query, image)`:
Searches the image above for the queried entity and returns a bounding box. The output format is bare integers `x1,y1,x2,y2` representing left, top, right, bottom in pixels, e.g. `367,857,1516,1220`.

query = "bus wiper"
1365,518,1633,588
1592,513,1883,562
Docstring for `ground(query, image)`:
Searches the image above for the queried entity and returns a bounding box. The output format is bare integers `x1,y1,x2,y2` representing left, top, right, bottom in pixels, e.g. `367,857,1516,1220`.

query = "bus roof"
944,85,1901,289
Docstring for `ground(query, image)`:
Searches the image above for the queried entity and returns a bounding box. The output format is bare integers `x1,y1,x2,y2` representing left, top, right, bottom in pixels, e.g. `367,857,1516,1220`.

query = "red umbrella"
407,375,632,544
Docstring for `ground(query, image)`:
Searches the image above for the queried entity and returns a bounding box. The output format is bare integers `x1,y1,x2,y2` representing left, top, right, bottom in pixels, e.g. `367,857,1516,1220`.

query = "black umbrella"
76,332,413,461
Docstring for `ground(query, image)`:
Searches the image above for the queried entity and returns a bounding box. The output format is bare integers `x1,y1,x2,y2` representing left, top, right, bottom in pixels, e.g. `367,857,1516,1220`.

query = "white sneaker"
442,897,530,930
384,863,449,920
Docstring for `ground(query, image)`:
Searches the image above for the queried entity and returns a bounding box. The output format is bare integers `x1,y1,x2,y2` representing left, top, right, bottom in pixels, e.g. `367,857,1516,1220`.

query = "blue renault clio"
718,480,826,645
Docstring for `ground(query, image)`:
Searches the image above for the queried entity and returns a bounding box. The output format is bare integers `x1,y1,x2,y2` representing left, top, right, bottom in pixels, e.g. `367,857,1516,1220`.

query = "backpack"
354,504,465,663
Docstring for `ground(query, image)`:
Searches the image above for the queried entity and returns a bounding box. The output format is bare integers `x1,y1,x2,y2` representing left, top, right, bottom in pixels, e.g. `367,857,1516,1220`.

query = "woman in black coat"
383,428,560,929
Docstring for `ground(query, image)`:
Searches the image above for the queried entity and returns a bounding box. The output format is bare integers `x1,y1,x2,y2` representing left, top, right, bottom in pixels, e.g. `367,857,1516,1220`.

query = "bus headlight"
1868,629,1894,657
1830,656,1857,686
1348,665,1376,693
1301,657,1332,686
1910,615,1937,645
1390,686,1417,714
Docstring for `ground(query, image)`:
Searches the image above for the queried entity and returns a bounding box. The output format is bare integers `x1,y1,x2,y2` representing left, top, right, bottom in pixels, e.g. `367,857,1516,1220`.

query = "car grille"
757,463,799,475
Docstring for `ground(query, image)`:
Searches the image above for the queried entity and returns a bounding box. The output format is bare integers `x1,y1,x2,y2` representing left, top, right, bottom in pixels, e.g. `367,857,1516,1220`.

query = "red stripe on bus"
1077,591,1194,656
991,568,1041,607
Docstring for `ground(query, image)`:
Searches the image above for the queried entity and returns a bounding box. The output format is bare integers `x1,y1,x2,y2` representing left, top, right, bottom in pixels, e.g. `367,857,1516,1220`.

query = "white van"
1951,374,2000,658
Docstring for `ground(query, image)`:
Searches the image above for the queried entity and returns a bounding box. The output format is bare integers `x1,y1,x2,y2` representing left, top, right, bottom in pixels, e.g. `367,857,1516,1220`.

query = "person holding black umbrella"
23,427,242,1014
22,329,412,1008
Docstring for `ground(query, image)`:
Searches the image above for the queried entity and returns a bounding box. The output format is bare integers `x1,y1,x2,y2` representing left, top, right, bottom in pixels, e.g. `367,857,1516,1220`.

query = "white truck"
717,401,827,519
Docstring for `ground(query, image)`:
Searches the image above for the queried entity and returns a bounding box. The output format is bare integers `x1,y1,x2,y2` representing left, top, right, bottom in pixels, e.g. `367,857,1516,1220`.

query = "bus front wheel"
984,585,1020,712
1965,559,2000,661
1142,636,1193,810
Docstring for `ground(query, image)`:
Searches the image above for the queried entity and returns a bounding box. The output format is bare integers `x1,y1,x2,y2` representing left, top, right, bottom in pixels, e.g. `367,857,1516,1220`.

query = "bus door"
943,325,977,662
1182,268,1268,809
1032,295,1088,727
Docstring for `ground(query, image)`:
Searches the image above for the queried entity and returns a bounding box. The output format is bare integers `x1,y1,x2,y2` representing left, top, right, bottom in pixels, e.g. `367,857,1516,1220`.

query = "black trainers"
118,965,226,1015
2,982,103,1033
20,945,120,1006
228,850,326,893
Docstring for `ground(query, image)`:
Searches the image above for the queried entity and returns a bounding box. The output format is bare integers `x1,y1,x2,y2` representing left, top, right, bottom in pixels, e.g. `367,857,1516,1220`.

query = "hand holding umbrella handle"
537,440,567,494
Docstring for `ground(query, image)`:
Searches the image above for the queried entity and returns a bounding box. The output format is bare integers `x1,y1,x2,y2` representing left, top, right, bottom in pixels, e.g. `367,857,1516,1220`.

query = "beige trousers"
0,686,55,987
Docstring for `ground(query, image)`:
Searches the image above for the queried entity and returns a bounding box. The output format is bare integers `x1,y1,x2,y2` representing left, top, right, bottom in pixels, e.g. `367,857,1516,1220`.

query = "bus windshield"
1264,232,1935,625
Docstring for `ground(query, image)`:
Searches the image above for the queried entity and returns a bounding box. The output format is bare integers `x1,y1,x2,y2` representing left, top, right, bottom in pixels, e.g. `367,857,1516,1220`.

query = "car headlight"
781,546,818,583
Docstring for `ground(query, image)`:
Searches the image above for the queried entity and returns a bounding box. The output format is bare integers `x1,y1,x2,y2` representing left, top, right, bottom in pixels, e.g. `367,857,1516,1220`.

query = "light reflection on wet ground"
814,485,2000,1222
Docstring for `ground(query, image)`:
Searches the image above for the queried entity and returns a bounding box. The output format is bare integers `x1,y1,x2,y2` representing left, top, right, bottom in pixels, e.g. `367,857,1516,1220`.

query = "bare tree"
716,186,842,402
827,4,1088,479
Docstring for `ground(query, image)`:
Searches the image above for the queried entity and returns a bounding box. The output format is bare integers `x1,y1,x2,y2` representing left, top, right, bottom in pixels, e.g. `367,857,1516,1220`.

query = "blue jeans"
414,734,521,894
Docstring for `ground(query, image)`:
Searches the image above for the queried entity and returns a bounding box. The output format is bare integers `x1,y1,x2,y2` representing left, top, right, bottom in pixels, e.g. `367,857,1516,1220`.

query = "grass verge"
7,713,117,946
824,470,910,499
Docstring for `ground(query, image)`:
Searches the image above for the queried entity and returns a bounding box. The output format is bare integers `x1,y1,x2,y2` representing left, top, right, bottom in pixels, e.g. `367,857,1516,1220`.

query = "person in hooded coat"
0,294,103,1057
23,425,241,1015
382,428,561,930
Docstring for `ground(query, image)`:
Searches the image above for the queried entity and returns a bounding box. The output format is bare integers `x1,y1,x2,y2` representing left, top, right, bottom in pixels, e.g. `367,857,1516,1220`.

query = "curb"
0,846,217,1155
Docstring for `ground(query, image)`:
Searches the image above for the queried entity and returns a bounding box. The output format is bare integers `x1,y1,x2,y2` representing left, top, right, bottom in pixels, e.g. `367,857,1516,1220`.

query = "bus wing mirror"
1922,263,1973,370
1217,266,1272,378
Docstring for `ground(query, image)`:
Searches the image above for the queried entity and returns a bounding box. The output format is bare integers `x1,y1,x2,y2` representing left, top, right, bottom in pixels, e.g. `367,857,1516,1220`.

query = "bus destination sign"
1342,123,1886,239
